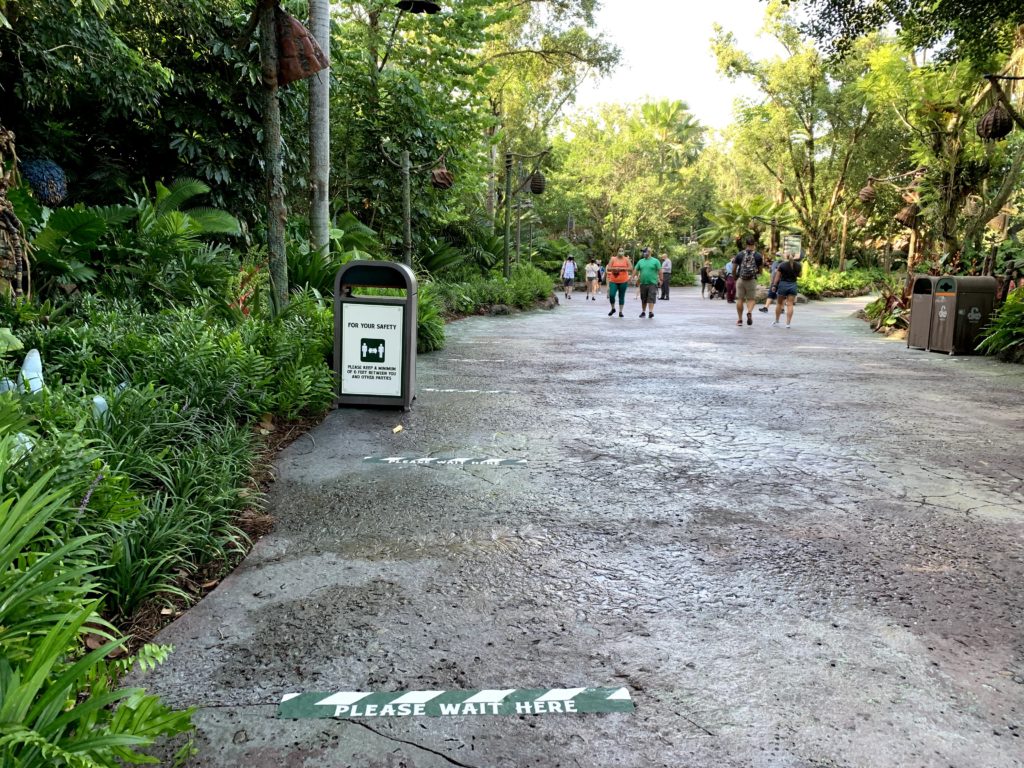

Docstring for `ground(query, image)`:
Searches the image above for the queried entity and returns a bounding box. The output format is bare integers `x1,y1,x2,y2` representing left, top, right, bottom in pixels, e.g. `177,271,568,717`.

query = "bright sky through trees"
572,0,787,129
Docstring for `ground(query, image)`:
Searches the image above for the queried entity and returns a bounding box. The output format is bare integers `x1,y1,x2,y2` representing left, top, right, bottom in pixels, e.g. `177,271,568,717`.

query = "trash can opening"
912,277,934,295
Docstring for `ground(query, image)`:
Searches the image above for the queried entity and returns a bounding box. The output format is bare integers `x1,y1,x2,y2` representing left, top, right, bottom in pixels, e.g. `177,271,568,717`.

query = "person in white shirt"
560,256,577,300
659,254,673,300
584,258,601,301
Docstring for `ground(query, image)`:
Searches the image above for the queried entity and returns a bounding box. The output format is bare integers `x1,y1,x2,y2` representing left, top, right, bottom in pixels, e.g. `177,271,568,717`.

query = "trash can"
927,275,997,355
907,275,939,350
333,260,417,410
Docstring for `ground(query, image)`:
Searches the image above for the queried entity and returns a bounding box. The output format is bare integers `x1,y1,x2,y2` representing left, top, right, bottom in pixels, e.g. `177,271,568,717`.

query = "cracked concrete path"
137,287,1024,767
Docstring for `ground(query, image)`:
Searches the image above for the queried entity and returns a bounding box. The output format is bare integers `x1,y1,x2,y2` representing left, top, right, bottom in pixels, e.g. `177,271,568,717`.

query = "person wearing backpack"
560,255,577,300
732,237,764,326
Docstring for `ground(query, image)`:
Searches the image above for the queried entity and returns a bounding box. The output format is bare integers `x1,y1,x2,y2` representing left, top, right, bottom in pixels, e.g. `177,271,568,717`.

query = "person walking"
634,248,663,318
659,253,673,300
584,257,601,300
732,237,764,326
560,255,577,300
723,258,736,303
759,250,784,313
700,261,711,299
772,254,803,328
605,250,632,317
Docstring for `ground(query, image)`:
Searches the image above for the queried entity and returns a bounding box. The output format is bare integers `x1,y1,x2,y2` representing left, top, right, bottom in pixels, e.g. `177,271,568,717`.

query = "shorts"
639,284,658,304
777,280,798,298
563,277,574,287
735,278,758,302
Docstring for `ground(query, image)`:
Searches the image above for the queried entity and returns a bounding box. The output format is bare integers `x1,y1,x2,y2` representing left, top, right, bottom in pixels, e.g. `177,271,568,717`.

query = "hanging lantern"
395,0,441,11
894,204,919,229
976,102,1013,142
858,183,876,205
529,170,546,194
988,212,1010,232
275,6,329,86
430,158,454,190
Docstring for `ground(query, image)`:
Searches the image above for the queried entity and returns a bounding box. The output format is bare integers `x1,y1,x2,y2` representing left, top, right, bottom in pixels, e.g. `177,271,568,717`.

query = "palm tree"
637,100,704,185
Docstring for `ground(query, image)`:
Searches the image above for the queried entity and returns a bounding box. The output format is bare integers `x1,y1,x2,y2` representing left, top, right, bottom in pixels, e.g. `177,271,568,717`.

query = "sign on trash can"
334,261,417,410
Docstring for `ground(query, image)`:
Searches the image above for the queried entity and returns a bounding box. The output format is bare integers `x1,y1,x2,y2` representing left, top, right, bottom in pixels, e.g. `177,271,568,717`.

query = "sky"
570,0,788,131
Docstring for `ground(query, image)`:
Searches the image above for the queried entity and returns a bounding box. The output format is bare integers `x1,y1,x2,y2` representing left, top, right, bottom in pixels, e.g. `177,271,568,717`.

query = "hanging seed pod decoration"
19,158,67,206
894,204,920,229
529,170,546,195
858,182,876,205
853,214,868,229
430,157,454,190
275,6,329,86
976,102,1013,142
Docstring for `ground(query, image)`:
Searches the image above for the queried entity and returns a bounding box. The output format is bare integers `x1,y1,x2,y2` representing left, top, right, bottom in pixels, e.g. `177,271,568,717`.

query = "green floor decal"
278,687,634,719
362,456,527,466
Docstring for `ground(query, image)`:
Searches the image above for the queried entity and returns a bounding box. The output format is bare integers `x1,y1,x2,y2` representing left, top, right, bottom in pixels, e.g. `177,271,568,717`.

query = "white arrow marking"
463,689,517,704
390,690,445,705
537,688,587,702
606,688,632,701
315,691,373,707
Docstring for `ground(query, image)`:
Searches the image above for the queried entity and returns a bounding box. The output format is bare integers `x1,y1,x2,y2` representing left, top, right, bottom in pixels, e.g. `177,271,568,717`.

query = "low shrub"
863,274,910,332
978,286,1024,362
0,410,194,767
429,265,554,318
797,265,882,299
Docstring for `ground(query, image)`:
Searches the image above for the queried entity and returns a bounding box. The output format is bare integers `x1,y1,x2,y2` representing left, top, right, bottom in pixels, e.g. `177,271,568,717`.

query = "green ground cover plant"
978,286,1024,363
797,266,883,299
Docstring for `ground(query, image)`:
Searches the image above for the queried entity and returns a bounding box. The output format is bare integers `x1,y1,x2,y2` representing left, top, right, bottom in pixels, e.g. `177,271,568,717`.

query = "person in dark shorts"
560,255,577,300
634,248,663,318
772,254,803,328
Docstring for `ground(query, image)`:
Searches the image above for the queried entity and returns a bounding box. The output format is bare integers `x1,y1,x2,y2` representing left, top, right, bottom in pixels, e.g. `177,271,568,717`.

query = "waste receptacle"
907,275,939,350
927,275,997,355
333,260,417,410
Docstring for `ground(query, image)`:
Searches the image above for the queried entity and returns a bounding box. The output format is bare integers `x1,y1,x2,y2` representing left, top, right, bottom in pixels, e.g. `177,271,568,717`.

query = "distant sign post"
783,233,803,258
334,261,417,410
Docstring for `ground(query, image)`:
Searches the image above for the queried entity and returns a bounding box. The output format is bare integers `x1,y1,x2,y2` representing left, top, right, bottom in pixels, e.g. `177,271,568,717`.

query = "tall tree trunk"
260,0,288,313
308,0,331,255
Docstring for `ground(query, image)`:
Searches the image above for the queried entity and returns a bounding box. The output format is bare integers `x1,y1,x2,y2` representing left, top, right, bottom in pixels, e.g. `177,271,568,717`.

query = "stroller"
707,272,727,300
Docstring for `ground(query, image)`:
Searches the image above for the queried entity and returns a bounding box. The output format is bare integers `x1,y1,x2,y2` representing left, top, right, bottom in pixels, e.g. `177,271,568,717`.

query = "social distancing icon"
361,339,385,362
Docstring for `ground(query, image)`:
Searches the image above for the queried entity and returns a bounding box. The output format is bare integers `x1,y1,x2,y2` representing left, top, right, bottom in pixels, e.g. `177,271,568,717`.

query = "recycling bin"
927,275,997,355
333,260,417,409
907,275,939,350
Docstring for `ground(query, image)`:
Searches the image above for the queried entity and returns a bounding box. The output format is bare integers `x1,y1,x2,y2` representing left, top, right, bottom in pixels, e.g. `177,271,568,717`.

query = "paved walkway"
140,286,1024,767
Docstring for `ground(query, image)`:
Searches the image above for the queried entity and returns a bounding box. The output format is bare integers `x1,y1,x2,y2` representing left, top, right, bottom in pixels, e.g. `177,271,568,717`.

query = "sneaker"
648,312,654,318
736,320,743,326
758,306,768,313
785,324,791,329
618,311,624,317
608,308,616,316
746,312,752,326
639,312,646,318
772,320,779,327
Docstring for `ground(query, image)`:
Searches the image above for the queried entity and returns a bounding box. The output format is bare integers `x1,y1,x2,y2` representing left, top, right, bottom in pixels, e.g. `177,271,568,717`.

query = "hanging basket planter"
976,102,1013,142
529,170,546,194
858,183,876,205
894,204,920,229
275,6,329,86
430,158,454,190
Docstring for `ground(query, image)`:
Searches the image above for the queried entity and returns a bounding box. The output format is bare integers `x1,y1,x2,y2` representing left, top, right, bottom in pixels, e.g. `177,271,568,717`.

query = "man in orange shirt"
605,251,632,317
